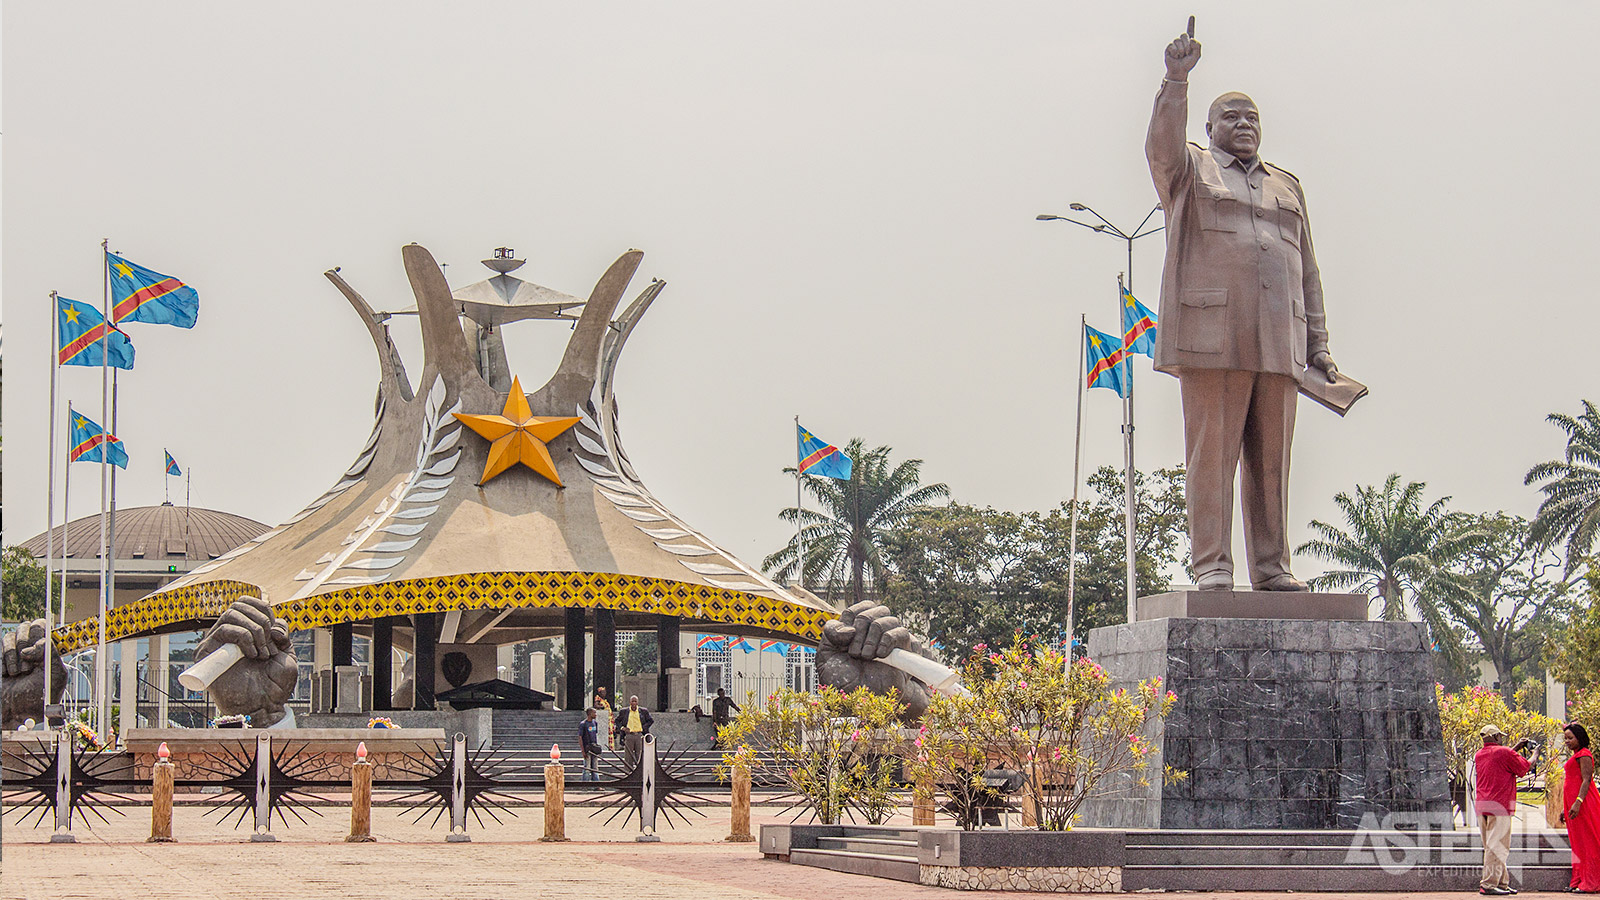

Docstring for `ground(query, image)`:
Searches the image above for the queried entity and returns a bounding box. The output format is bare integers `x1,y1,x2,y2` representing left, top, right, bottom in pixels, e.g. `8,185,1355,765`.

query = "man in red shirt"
1475,724,1534,895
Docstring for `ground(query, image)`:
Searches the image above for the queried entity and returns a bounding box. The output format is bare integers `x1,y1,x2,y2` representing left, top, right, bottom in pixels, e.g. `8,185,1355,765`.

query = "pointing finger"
1187,15,1196,38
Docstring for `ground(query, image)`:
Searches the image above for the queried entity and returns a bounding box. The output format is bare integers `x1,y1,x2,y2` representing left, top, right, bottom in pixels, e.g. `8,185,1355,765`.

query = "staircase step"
1125,844,1571,867
817,836,919,857
789,848,921,883
1121,863,1572,893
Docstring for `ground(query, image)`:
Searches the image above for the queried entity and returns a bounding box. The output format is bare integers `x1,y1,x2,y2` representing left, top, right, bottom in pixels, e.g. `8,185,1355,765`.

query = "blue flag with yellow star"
107,252,199,328
68,409,129,468
797,424,852,480
164,450,183,476
57,296,135,369
1120,285,1158,358
1085,324,1129,398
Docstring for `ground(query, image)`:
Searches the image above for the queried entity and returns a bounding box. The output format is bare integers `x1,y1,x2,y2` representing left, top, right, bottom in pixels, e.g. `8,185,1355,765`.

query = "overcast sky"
5,2,1596,583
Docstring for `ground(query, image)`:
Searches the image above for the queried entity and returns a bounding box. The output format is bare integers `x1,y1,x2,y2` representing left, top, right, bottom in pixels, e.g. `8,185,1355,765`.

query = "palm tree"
1295,474,1483,656
764,439,949,605
1525,400,1600,574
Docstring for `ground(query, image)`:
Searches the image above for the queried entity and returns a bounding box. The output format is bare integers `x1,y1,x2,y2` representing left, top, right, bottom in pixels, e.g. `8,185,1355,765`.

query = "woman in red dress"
1562,723,1600,892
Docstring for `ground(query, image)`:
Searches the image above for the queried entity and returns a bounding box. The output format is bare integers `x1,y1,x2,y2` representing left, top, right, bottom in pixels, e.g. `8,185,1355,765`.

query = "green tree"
1443,512,1577,705
1295,475,1483,658
765,439,949,604
1547,562,1600,694
880,466,1187,659
2,545,59,623
1525,400,1600,574
619,633,659,676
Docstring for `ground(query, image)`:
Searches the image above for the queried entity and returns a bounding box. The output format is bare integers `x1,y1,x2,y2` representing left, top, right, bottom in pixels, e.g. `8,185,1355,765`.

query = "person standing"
710,687,742,749
1562,723,1600,892
1147,19,1339,592
593,686,613,751
616,694,653,772
1474,725,1533,896
578,707,603,783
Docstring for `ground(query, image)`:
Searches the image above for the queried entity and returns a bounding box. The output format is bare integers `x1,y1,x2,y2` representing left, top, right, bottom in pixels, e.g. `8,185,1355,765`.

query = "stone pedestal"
1077,613,1452,829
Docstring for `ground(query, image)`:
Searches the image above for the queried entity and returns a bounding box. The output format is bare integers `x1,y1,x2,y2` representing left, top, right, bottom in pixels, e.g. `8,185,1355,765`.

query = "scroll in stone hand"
1299,368,1368,417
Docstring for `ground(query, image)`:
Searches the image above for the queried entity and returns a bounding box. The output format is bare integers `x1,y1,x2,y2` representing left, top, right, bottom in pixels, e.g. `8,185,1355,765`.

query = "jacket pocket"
1277,195,1303,248
1196,185,1240,233
1176,289,1227,353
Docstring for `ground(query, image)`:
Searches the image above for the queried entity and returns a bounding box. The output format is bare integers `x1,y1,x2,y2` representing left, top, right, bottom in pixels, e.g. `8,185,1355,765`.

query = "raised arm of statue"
1147,20,1201,205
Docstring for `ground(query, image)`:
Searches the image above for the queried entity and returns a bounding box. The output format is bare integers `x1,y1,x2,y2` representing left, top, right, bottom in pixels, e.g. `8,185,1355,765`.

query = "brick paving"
0,802,1578,899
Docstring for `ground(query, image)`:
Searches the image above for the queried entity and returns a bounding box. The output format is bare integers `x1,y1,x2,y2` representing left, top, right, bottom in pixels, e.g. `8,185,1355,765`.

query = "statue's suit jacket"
1146,79,1329,379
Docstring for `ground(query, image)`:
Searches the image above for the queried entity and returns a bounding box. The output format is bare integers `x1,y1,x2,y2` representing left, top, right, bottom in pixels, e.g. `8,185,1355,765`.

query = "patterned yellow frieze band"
51,572,829,652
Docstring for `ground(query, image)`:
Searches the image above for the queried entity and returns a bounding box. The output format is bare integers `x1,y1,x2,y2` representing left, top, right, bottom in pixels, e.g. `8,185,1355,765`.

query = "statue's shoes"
1254,574,1309,592
1196,572,1234,591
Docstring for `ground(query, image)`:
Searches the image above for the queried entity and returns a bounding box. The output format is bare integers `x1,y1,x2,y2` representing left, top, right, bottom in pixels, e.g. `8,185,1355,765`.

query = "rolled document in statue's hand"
178,643,245,692
882,648,965,694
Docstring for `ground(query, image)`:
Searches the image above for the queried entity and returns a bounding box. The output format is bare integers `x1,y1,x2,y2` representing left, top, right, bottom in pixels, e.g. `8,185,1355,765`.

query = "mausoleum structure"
50,244,833,712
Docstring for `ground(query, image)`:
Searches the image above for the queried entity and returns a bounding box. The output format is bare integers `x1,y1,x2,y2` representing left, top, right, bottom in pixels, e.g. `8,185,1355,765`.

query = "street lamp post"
1038,203,1163,633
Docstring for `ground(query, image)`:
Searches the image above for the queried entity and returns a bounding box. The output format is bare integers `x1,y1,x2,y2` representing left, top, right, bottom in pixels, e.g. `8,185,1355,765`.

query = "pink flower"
1018,681,1029,690
1166,691,1177,702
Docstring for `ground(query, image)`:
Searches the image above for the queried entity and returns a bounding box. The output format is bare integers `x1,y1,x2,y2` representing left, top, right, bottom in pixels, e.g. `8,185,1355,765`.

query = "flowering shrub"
1435,684,1561,819
718,686,905,825
910,638,1176,830
67,718,106,751
367,717,399,729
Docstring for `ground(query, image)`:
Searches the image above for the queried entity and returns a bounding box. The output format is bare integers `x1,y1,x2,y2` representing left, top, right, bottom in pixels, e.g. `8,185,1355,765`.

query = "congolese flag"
1085,324,1129,398
68,410,129,468
107,252,199,328
165,450,183,476
695,635,727,651
57,296,135,369
1120,285,1158,358
797,424,852,480
758,640,788,655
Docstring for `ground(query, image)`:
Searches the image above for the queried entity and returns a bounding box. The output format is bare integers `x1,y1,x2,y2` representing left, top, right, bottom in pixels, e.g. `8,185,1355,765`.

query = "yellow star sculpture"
452,377,581,486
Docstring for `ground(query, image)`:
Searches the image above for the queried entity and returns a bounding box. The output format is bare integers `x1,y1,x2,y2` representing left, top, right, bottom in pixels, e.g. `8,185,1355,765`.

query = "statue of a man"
1147,20,1338,592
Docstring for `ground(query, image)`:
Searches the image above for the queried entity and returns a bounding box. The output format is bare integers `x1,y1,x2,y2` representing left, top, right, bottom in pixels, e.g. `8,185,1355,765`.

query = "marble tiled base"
919,864,1121,892
1077,616,1452,830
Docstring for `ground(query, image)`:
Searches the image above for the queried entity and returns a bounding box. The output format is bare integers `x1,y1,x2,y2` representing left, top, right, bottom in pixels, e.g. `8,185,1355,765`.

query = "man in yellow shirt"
615,694,654,771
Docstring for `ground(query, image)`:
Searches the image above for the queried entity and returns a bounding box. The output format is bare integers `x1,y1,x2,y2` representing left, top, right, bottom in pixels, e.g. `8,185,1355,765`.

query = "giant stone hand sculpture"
1,620,66,730
193,595,298,727
816,600,932,721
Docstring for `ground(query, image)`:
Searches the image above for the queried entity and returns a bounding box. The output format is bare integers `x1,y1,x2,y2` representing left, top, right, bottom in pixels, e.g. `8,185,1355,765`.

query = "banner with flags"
797,424,852,480
1085,325,1130,398
68,410,129,468
57,296,135,369
1120,285,1158,357
107,252,199,328
164,450,183,476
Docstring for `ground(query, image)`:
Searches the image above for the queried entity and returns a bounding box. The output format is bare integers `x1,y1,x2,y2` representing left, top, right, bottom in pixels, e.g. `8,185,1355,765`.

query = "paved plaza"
0,800,1576,899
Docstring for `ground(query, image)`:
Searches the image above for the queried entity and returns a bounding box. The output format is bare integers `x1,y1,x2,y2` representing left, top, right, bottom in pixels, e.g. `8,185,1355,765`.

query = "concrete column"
372,618,394,711
563,608,586,712
656,615,681,712
530,651,547,693
119,639,138,744
153,634,170,728
496,643,514,683
412,613,437,711
594,609,616,710
331,623,354,709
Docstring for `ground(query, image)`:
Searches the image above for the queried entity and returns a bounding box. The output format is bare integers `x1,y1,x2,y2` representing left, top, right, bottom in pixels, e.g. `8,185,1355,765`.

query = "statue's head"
1206,92,1260,162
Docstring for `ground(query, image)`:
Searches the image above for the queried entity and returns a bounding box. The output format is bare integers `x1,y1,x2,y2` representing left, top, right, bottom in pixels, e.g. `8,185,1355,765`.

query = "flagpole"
1118,274,1136,625
794,415,806,590
45,293,61,722
96,238,112,735
109,369,121,737
185,468,192,565
1067,315,1086,659
164,452,170,505
62,402,74,721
